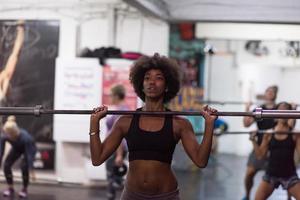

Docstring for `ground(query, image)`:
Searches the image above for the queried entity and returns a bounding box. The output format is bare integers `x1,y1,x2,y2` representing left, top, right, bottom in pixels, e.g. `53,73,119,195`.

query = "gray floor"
0,153,294,200
176,153,291,200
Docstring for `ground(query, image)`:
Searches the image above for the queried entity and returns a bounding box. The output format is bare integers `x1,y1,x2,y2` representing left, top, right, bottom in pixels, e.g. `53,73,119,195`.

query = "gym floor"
0,153,294,200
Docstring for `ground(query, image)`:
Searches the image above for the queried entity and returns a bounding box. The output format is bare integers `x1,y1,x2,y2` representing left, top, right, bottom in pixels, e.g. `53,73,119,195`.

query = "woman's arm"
89,106,127,166
243,117,255,127
179,106,217,168
0,138,6,166
24,140,37,169
243,102,255,127
250,132,271,159
295,135,300,156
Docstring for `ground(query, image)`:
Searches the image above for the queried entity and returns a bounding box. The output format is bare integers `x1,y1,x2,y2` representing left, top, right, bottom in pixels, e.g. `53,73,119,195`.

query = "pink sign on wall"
102,63,137,110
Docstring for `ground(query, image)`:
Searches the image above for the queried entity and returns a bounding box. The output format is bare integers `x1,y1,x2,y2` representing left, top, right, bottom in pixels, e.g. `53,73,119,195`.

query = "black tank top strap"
288,133,294,141
127,108,142,135
163,109,173,133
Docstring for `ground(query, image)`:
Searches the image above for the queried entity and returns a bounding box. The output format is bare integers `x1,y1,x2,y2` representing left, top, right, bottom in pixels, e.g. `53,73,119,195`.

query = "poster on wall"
168,23,205,133
0,20,59,169
54,58,102,143
169,23,205,87
102,59,137,110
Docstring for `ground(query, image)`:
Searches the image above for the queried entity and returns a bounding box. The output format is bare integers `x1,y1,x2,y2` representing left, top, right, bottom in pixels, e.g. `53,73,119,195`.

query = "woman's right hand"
245,102,252,111
201,105,218,122
249,131,258,142
90,105,108,123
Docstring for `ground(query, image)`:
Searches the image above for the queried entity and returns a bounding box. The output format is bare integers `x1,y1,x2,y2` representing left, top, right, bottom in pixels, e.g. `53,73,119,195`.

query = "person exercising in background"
242,85,278,200
251,102,300,200
242,85,296,200
0,116,37,198
105,84,129,200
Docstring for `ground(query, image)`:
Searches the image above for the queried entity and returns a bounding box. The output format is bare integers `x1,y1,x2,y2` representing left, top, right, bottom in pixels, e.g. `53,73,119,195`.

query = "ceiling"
123,0,300,24
1,0,300,24
0,0,136,21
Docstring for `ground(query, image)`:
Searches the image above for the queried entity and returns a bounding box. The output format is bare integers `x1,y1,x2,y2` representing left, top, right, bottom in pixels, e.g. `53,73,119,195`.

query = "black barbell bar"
1,105,300,119
195,130,300,136
197,100,300,106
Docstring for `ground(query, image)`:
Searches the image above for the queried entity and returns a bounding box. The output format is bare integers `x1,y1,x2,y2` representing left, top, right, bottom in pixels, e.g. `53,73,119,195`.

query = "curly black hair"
129,53,181,103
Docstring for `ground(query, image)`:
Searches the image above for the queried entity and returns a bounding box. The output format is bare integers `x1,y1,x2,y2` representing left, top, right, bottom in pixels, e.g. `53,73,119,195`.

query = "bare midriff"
125,160,178,194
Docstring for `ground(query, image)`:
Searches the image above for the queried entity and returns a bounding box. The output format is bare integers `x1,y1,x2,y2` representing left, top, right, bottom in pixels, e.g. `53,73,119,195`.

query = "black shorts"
263,173,300,190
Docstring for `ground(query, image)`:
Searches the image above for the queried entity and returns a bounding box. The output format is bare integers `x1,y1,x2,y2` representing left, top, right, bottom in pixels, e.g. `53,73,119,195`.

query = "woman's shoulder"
173,115,192,128
0,134,8,141
118,114,133,121
293,133,300,141
262,130,273,140
116,115,134,127
20,129,34,140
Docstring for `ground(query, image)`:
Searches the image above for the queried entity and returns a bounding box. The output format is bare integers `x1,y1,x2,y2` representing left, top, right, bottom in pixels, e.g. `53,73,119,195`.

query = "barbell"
1,105,300,119
195,130,300,136
197,100,300,106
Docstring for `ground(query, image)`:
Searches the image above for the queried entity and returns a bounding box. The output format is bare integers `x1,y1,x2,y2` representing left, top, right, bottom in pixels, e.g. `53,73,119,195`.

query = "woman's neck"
275,123,289,131
143,100,165,111
265,100,275,108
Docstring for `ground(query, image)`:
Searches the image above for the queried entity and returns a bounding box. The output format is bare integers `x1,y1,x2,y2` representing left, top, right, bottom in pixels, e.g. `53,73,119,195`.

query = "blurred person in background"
0,115,36,198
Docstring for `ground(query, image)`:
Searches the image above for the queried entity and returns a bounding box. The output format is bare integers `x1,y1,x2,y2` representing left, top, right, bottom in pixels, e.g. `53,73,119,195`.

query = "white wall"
196,22,300,41
115,16,169,55
79,19,110,50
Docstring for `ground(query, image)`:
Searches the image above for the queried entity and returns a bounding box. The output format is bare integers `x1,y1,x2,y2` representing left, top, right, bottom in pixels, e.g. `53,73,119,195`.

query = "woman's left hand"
201,105,218,122
114,155,124,167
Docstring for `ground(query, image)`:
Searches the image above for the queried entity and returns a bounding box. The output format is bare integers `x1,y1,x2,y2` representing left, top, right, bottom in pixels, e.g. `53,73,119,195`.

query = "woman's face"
143,69,166,100
264,87,277,101
277,103,290,124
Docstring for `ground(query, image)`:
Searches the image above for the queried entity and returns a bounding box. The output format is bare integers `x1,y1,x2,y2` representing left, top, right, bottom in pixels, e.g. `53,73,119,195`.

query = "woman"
105,84,129,200
251,102,300,200
89,53,217,199
242,85,279,200
0,116,37,198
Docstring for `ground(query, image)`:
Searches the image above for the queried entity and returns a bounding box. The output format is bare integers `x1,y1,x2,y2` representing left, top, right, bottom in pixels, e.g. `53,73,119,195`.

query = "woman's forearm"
89,120,103,166
89,106,108,166
196,120,214,167
252,141,265,159
90,133,103,166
